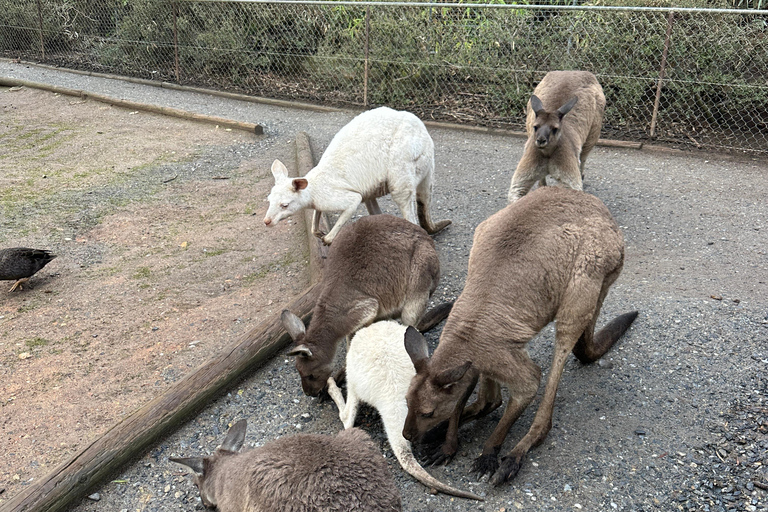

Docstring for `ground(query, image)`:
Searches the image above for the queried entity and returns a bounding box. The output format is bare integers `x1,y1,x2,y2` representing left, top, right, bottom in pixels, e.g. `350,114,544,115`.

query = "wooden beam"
0,77,264,135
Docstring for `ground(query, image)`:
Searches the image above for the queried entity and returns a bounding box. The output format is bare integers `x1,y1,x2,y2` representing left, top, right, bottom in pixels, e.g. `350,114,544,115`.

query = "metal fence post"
650,10,674,138
36,0,45,60
364,6,370,107
173,2,181,82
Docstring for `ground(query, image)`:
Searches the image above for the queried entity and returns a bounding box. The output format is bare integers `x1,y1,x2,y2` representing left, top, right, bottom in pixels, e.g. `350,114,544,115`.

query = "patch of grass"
25,337,50,349
132,266,152,279
203,248,226,258
242,251,299,284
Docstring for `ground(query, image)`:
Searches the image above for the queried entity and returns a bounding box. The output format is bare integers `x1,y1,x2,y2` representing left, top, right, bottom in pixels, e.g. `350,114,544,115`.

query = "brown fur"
171,420,402,512
403,187,638,486
282,214,441,396
508,71,606,202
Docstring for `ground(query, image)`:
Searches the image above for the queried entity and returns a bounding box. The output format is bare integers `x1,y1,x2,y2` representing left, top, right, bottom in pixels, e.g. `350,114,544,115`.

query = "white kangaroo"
264,107,451,245
326,320,482,501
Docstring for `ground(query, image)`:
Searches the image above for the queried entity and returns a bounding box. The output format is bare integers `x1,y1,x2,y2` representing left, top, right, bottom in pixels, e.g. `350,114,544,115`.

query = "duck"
0,248,57,292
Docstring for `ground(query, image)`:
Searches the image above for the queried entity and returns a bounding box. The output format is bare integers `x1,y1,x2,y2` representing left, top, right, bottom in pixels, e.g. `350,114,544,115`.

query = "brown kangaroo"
282,214,443,397
403,186,638,486
171,419,402,511
508,70,606,202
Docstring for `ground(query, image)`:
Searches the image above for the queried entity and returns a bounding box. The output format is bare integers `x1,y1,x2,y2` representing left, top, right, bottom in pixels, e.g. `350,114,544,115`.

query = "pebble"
87,493,100,501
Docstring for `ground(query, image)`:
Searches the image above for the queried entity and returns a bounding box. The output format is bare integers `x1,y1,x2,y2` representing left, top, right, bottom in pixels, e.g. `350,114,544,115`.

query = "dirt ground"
0,87,309,501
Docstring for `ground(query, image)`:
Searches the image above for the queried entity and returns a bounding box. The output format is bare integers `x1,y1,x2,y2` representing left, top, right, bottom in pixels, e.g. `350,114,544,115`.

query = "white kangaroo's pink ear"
292,178,308,191
271,159,289,180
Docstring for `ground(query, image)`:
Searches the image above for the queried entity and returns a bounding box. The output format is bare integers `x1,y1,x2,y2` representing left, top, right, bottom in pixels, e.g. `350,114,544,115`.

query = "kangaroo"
171,419,402,511
326,320,483,501
281,214,444,397
264,106,451,245
508,70,606,202
403,186,638,487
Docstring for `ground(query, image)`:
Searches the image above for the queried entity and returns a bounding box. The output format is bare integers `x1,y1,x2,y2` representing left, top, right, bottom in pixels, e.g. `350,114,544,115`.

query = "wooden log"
0,77,264,135
295,131,331,284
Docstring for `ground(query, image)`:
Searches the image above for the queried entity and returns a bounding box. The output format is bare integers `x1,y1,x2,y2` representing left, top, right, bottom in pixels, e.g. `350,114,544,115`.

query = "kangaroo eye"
420,411,434,419
280,203,289,209
552,128,558,134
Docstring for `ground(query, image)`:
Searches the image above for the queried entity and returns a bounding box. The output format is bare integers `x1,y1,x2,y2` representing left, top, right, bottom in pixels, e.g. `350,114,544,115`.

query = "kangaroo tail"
394,443,483,500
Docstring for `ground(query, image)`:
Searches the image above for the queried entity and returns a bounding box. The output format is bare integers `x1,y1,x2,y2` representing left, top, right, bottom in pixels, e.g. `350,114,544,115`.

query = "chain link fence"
2,0,767,153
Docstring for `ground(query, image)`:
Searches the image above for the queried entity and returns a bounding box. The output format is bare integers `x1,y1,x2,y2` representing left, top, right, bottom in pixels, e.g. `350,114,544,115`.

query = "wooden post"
650,11,674,138
173,2,180,82
36,0,45,60
363,6,370,107
295,132,330,283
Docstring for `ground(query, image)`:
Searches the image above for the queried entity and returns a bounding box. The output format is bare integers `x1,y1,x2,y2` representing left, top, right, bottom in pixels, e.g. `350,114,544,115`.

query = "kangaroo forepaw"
418,442,456,467
471,454,499,479
490,455,524,486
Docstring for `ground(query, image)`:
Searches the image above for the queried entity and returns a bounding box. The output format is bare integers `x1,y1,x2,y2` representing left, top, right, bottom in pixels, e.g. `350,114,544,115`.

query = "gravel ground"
2,61,766,512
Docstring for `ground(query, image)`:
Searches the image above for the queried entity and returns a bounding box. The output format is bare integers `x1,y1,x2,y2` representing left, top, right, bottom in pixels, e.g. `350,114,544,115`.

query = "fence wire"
1,0,767,153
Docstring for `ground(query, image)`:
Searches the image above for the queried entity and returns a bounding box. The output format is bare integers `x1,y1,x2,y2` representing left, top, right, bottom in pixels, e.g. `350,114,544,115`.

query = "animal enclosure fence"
1,0,767,153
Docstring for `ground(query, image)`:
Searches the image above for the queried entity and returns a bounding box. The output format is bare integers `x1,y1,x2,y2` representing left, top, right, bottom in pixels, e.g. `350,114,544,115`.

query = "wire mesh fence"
2,0,767,153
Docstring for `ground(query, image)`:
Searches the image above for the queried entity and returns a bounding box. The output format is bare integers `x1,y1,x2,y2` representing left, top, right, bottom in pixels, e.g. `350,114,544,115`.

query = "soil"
0,87,309,501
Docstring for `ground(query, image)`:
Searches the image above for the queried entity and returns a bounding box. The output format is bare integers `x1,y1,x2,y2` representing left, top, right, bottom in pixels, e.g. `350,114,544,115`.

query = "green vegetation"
0,0,765,149
133,266,152,279
25,337,50,349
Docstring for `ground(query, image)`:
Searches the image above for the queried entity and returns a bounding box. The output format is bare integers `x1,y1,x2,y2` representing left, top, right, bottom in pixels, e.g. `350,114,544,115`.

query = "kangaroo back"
171,420,402,512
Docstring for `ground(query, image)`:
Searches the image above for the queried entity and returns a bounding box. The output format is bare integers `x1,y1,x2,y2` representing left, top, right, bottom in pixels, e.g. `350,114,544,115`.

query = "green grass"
132,266,152,279
25,337,50,349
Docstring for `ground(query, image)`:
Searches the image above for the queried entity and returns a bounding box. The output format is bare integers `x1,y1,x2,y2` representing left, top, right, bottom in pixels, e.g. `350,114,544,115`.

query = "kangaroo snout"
264,217,273,226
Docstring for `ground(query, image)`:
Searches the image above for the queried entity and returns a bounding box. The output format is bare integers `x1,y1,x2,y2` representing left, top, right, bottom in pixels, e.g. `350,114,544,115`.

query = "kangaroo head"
402,327,473,443
170,419,247,509
264,159,310,228
281,310,333,397
530,95,578,150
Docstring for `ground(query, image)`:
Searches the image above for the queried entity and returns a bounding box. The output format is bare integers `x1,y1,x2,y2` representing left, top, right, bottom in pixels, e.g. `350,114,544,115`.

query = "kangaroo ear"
287,344,313,358
281,310,306,341
292,178,308,192
530,95,545,116
434,361,472,389
271,159,289,180
404,326,429,372
219,419,247,453
557,96,578,118
170,457,205,475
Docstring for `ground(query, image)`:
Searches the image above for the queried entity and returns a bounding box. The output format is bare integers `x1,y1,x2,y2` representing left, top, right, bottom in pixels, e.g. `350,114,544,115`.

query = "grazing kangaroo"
326,320,483,501
264,106,451,245
171,419,402,511
403,186,638,486
508,70,606,202
282,214,443,397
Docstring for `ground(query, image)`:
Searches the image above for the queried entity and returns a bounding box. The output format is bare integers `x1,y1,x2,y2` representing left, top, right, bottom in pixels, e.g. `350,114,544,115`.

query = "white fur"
327,321,482,500
264,107,437,245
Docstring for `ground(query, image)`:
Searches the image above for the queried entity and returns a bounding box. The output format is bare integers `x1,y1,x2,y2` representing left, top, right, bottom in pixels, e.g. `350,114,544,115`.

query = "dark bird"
0,248,57,292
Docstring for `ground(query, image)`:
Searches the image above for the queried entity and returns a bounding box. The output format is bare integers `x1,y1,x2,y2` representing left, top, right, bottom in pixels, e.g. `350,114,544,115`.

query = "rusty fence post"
363,6,370,107
650,10,674,138
173,2,181,82
36,0,45,60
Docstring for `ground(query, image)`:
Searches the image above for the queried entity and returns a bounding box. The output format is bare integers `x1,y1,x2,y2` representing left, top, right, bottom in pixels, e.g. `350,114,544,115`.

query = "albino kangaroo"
171,419,402,511
326,320,483,501
508,70,605,202
264,106,451,245
403,186,638,487
282,214,443,397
